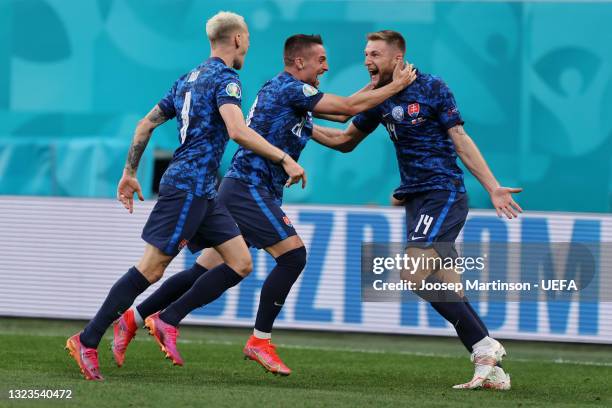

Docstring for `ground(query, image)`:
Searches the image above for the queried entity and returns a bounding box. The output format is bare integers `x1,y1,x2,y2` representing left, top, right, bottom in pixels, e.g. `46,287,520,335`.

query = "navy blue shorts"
217,177,297,249
404,189,468,259
142,184,241,256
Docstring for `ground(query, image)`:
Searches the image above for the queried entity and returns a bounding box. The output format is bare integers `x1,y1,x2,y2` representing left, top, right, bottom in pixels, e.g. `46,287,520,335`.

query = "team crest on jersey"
302,84,318,97
391,106,404,122
408,103,420,117
283,216,293,227
226,82,241,99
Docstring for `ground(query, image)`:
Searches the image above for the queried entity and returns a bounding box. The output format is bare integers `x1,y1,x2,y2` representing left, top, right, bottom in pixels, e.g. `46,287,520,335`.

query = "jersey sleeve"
157,81,178,119
352,107,380,134
435,79,464,130
286,81,324,111
215,69,243,108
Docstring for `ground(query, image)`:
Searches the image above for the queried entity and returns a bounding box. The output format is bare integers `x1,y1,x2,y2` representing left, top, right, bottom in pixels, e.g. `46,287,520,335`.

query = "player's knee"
229,254,253,277
277,246,307,271
137,263,166,283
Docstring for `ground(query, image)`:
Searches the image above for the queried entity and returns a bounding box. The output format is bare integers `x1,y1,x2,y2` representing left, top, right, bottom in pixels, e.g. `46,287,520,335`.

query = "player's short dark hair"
366,30,406,53
284,34,323,65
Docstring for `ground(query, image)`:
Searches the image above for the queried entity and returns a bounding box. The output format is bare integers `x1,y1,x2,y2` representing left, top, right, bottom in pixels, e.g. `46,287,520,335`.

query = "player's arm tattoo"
125,139,148,175
124,105,168,175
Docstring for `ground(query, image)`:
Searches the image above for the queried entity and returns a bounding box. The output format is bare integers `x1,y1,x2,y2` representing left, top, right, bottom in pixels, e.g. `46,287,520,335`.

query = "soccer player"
111,34,416,376
65,11,307,381
312,30,521,390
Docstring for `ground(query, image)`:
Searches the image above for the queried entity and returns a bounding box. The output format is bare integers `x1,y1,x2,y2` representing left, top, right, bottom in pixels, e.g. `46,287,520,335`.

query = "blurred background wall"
1,0,611,212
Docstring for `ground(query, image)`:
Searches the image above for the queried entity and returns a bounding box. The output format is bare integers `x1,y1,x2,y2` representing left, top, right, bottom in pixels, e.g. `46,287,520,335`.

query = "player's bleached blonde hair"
206,11,247,45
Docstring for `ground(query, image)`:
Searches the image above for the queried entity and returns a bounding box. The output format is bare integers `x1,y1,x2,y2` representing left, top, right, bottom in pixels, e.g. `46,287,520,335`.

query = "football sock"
136,263,208,319
253,328,272,340
160,264,242,327
463,298,490,339
415,275,487,352
463,297,502,367
254,247,307,333
80,266,150,348
131,307,144,327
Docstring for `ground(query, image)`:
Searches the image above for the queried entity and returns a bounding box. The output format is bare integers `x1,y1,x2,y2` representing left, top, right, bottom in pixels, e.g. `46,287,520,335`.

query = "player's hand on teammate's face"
282,157,307,189
490,187,523,219
117,174,145,214
392,57,416,89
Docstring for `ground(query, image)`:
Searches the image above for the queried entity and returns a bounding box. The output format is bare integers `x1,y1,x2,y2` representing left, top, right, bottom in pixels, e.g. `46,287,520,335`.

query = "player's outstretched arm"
314,84,374,123
220,103,307,188
312,60,415,116
448,124,523,219
118,105,169,213
312,123,369,153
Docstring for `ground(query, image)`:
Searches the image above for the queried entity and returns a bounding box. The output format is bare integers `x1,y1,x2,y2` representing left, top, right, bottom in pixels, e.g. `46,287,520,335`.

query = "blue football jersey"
156,57,242,198
352,71,465,198
225,72,324,202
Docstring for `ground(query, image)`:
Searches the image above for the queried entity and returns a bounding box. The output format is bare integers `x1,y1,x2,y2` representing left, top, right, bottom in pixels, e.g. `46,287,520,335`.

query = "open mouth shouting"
368,66,380,87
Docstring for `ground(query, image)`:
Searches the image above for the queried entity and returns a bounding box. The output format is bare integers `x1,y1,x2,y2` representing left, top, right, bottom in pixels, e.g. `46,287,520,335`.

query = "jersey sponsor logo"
283,216,293,227
226,82,242,99
302,83,318,97
408,103,420,118
392,106,404,122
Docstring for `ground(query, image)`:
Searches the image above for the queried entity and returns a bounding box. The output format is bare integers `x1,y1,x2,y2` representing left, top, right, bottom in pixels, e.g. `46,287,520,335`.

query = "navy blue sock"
80,266,150,348
463,299,490,340
463,298,502,367
160,264,242,326
415,275,487,352
255,247,307,333
136,263,208,319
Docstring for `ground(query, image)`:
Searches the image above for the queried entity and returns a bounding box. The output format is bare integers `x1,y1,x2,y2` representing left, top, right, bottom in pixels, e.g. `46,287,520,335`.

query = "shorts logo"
283,216,293,227
408,103,420,118
302,84,318,97
178,239,189,250
391,106,404,122
226,82,241,99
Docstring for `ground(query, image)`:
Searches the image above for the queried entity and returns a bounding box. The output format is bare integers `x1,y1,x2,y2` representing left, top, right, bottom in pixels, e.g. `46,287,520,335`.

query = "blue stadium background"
1,0,611,212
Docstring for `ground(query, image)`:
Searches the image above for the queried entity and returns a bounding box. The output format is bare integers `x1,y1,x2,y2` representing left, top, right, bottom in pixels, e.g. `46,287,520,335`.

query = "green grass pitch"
0,317,610,407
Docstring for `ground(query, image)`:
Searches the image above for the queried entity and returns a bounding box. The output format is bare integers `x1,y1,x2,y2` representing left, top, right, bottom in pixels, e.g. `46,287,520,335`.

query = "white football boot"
482,366,511,390
453,337,506,389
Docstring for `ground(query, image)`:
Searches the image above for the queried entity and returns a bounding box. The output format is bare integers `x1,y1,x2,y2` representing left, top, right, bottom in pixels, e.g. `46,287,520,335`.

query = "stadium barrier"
1,196,610,344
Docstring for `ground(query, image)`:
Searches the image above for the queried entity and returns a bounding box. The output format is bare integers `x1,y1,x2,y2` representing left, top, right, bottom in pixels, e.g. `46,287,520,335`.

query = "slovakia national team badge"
283,216,293,227
408,103,420,118
391,106,404,122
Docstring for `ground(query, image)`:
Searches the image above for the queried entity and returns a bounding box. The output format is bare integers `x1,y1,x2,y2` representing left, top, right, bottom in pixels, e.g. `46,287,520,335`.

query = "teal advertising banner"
1,1,611,213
